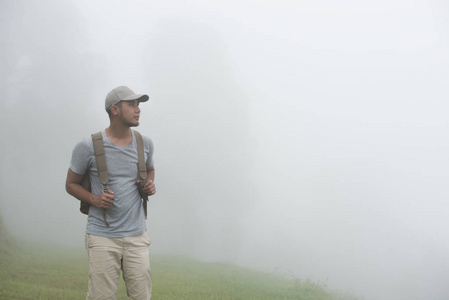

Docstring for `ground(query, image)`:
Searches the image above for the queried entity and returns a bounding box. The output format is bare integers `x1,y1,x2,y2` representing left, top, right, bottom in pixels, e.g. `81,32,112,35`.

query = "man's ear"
110,105,120,116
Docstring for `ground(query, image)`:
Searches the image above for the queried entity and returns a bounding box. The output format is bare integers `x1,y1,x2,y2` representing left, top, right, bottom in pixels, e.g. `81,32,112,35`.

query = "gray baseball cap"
105,86,149,112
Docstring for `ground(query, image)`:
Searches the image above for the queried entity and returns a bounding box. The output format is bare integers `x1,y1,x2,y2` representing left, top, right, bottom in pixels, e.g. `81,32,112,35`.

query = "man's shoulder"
70,133,97,173
143,135,154,151
142,134,153,144
133,130,153,146
73,134,96,153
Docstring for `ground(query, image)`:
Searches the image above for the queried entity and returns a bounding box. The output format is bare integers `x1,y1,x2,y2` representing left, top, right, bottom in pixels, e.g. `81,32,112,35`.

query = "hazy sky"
1,1,449,299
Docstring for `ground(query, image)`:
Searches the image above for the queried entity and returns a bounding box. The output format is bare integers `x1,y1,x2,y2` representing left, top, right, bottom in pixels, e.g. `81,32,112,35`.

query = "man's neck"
105,123,133,146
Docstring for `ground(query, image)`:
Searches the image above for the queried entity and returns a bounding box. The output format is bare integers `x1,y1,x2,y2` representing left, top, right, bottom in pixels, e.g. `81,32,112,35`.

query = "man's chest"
103,146,139,179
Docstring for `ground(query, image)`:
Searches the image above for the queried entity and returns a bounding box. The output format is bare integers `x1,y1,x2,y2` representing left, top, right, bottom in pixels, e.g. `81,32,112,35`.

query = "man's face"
118,100,141,127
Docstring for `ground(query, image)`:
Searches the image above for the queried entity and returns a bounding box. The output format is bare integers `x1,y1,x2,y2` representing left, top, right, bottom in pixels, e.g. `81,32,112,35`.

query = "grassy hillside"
0,218,359,300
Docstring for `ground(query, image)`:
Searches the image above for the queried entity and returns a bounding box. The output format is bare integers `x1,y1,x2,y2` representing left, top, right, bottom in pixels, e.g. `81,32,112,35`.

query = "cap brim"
123,94,149,102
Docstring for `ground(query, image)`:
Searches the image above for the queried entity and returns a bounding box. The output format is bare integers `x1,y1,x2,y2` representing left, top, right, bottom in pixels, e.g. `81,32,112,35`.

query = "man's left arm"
142,165,155,196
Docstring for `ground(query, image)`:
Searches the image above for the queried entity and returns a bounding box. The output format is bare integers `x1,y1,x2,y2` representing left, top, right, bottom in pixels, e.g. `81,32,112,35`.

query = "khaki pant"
85,232,152,300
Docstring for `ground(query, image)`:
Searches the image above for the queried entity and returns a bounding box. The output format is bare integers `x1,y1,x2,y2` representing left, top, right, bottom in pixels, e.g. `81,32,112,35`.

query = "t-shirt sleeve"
70,138,93,175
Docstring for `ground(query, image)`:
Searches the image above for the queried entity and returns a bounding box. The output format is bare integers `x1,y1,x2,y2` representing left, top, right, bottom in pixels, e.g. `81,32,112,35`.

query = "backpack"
80,130,148,228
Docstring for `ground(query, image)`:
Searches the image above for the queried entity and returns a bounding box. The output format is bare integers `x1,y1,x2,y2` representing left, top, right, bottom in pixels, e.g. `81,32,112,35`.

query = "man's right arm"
65,169,114,209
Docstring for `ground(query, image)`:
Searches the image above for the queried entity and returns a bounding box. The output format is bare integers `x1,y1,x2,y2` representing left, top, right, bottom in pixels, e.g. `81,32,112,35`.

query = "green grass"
0,243,359,300
0,214,358,300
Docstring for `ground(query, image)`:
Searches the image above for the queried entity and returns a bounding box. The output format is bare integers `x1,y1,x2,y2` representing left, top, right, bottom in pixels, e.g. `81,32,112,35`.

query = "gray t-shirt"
70,130,154,238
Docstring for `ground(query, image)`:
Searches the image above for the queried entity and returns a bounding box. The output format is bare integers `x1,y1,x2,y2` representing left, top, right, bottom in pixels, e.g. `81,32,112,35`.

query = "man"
66,86,156,300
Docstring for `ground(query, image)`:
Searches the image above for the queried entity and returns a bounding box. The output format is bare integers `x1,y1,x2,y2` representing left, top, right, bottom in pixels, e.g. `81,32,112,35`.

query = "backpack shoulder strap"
133,130,147,181
91,131,110,228
91,131,109,186
133,130,149,219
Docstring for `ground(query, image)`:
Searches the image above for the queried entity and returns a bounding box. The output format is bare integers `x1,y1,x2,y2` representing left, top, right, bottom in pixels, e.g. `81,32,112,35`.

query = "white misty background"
1,1,449,300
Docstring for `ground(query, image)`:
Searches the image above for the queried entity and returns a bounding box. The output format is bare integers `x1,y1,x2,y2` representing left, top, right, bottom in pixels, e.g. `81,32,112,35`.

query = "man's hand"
92,190,115,209
136,179,156,196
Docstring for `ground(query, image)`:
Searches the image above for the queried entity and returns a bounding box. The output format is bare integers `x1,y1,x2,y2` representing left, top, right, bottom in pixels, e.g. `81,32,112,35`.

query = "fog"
1,0,449,299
